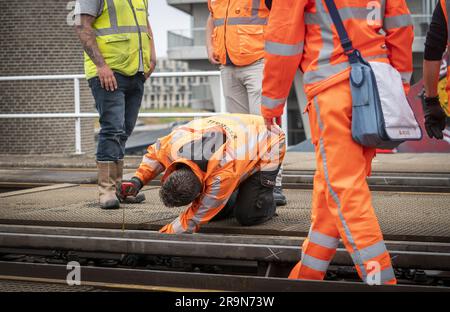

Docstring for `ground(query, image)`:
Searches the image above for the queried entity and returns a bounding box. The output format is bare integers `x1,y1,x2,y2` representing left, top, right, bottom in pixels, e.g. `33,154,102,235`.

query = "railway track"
0,225,449,291
1,169,449,193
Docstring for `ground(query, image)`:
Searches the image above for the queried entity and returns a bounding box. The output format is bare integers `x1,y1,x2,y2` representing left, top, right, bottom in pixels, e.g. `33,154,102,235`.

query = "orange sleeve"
160,170,238,234
383,0,414,94
441,0,448,21
261,0,307,119
134,141,164,185
207,0,212,13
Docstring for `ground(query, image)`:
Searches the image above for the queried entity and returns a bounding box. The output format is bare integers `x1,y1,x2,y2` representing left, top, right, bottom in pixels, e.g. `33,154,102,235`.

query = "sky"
148,0,191,58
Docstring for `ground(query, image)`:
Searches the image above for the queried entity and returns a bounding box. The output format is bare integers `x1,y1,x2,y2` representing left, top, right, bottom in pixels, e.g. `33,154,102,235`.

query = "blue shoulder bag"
324,0,422,149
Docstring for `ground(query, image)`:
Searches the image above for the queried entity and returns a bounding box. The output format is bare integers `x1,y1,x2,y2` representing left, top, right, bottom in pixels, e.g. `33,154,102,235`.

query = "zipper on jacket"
127,0,144,73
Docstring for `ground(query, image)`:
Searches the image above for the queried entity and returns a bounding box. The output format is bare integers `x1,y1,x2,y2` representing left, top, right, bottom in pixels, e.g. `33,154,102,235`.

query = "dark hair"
159,167,202,207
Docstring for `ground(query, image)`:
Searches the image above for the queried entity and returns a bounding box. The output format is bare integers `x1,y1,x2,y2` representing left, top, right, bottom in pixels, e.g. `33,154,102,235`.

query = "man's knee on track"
234,171,277,226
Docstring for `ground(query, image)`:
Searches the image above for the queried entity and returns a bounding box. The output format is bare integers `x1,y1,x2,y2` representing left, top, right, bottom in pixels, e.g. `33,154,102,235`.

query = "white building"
142,58,212,110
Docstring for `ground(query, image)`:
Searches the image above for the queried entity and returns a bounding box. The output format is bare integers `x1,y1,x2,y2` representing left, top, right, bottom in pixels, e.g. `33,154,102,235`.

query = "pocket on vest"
237,25,264,55
100,34,131,63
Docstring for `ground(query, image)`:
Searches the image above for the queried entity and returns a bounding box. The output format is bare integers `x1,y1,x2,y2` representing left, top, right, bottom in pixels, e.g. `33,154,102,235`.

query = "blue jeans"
89,72,145,161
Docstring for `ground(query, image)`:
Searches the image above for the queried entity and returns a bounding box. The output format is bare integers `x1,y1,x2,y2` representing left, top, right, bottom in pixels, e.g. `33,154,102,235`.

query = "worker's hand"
117,177,143,200
423,96,447,140
207,50,221,65
97,64,118,91
145,59,157,80
264,117,282,129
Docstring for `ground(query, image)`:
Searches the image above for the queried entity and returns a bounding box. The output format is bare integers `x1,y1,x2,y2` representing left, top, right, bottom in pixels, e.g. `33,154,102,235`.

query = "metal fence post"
218,75,226,113
74,78,82,154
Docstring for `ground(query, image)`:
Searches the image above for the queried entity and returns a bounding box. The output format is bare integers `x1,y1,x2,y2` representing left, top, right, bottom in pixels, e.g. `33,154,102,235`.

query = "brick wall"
0,0,96,154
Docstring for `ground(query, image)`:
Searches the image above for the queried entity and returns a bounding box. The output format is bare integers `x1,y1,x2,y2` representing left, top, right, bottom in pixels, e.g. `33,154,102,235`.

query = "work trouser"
89,72,145,161
212,170,277,226
220,59,264,115
289,79,396,285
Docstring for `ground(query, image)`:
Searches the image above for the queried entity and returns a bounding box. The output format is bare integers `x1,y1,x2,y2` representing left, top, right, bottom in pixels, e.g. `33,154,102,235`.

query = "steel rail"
0,225,450,270
1,225,450,252
282,173,450,192
0,218,447,243
0,261,447,292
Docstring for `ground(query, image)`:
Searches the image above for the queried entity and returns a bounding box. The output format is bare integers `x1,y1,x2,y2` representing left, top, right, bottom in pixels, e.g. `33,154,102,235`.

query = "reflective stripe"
262,95,286,109
304,54,388,85
380,0,386,19
315,0,334,70
213,15,268,26
235,130,258,159
96,25,147,36
304,62,349,84
170,129,188,144
251,0,261,16
383,14,413,29
106,0,118,31
351,241,388,263
214,0,267,27
301,254,330,272
305,6,384,25
170,217,185,234
309,231,339,249
265,41,304,57
191,176,224,226
141,156,163,172
339,7,379,21
213,18,225,27
380,266,396,284
313,97,367,280
399,71,412,84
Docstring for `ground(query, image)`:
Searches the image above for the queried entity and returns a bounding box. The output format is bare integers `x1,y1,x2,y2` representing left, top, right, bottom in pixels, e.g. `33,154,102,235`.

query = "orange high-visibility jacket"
134,114,286,234
261,0,414,119
208,0,270,66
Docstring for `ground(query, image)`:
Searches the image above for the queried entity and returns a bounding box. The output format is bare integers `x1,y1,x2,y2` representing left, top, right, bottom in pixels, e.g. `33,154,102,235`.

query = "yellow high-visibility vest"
84,0,151,79
438,78,450,116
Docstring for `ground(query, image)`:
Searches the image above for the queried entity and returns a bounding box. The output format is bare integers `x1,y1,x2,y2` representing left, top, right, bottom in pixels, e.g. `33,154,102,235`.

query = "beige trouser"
220,59,264,115
220,59,283,188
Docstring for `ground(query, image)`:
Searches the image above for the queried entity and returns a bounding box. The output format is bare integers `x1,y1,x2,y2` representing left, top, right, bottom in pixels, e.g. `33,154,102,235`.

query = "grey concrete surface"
0,153,448,173
1,186,449,241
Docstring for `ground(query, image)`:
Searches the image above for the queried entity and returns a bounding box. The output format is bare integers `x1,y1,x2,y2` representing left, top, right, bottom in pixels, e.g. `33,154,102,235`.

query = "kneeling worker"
118,114,286,234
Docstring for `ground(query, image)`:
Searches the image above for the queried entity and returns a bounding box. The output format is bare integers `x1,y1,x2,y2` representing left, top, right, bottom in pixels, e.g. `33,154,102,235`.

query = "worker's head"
159,166,202,207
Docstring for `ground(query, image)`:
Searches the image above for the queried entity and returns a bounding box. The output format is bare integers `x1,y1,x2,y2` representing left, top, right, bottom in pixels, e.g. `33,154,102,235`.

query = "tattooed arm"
75,14,117,91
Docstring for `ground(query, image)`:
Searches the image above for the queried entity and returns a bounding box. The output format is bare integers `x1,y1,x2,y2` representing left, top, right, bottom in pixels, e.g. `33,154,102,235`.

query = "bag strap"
323,0,354,54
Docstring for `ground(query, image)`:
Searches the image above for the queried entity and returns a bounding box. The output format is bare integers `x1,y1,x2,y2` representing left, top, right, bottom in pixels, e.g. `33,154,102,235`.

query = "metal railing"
411,14,432,39
0,72,225,154
0,72,289,154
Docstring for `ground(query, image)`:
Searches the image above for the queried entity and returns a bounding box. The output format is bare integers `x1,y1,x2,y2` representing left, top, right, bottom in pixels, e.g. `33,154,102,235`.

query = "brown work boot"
116,159,146,204
97,161,120,209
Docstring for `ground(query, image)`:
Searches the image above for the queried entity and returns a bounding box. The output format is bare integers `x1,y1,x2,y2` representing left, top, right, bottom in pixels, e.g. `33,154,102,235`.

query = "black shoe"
273,187,287,206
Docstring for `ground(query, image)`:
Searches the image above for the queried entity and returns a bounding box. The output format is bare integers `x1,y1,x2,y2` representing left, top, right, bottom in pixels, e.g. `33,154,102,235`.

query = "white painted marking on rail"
265,247,282,260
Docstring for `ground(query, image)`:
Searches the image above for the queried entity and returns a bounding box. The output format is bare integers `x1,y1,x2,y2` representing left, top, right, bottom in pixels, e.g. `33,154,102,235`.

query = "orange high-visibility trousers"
289,80,397,285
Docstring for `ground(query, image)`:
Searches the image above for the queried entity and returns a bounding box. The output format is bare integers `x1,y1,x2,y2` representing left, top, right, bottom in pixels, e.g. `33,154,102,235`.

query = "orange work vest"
208,0,270,66
261,0,414,119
